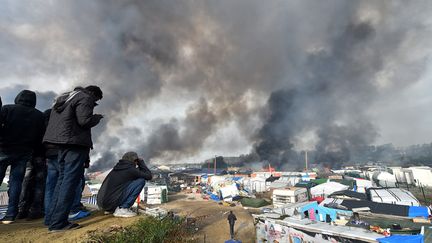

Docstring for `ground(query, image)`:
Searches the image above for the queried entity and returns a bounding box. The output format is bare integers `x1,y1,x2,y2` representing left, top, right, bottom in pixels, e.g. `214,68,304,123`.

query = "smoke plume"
1,1,431,170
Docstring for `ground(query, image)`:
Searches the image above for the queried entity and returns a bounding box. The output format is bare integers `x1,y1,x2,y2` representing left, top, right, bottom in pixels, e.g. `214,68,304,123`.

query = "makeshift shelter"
372,171,397,187
367,187,420,206
300,201,352,222
269,175,301,189
272,187,308,207
243,177,267,193
310,181,349,197
321,198,429,218
219,184,239,201
353,178,373,193
141,184,168,205
329,190,367,200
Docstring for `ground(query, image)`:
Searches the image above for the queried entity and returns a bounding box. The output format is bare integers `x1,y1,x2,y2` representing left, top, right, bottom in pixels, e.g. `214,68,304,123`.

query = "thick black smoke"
254,21,383,169
1,1,431,171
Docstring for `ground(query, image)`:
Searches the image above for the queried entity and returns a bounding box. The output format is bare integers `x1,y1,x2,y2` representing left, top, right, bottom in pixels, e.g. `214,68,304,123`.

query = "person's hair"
85,85,103,100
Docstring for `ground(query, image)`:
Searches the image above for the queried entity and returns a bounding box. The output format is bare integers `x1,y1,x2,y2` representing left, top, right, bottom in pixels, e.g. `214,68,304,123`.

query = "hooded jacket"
43,87,102,148
97,159,153,211
0,90,45,152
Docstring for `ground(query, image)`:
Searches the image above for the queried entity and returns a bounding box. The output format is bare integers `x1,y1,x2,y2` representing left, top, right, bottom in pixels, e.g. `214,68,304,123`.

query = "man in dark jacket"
97,152,152,217
227,211,237,239
43,86,103,232
0,90,45,224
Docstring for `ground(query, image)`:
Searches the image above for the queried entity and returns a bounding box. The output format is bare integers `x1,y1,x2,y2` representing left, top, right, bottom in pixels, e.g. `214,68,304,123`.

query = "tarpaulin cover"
240,198,270,208
340,199,409,217
210,194,220,201
225,240,242,243
377,235,424,243
408,206,429,218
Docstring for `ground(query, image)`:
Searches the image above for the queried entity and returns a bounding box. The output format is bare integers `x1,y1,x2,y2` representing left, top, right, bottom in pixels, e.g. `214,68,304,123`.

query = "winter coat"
97,159,153,211
228,213,237,225
0,90,45,153
43,87,102,148
43,109,58,158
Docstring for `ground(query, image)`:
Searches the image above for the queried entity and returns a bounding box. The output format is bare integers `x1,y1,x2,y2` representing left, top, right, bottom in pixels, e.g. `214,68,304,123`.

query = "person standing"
97,152,152,217
43,86,103,232
0,90,45,224
227,211,237,239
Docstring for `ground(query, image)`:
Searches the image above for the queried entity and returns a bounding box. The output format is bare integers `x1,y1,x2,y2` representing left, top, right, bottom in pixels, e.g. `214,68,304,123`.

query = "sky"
1,1,431,169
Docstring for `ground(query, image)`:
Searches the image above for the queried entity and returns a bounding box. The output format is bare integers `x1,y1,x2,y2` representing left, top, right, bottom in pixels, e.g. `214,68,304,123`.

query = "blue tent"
377,235,424,243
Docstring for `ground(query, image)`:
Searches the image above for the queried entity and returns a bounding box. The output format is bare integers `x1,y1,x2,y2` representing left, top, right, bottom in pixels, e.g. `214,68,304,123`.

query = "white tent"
310,182,349,197
368,188,420,206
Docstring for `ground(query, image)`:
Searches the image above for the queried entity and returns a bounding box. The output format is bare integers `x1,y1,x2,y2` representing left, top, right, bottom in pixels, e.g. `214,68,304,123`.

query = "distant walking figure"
227,211,237,239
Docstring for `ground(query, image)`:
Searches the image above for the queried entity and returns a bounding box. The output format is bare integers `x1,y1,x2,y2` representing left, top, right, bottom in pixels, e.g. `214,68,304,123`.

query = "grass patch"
86,216,198,243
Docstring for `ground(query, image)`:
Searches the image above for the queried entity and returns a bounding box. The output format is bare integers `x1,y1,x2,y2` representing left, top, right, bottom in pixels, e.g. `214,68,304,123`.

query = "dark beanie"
122,151,139,162
85,85,103,100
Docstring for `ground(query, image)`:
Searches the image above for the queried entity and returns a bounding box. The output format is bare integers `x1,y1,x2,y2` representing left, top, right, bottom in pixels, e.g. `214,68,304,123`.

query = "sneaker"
1,216,15,224
104,211,113,215
113,207,137,218
49,223,82,233
68,210,90,221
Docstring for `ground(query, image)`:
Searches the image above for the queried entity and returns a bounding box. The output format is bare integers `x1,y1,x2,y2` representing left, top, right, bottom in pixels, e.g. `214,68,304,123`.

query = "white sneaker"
113,207,137,218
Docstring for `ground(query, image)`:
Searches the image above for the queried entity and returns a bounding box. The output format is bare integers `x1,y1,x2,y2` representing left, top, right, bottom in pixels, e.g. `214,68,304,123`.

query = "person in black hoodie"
43,86,103,232
227,211,237,239
0,90,45,224
97,152,152,218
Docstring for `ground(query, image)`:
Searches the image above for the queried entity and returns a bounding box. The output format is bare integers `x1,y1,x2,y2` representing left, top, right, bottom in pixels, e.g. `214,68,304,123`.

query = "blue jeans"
119,178,146,208
0,151,32,219
45,147,89,230
44,157,59,217
44,157,84,221
70,175,85,214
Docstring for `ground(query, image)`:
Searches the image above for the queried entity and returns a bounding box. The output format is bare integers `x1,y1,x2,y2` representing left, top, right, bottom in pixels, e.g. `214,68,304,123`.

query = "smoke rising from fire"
1,1,431,170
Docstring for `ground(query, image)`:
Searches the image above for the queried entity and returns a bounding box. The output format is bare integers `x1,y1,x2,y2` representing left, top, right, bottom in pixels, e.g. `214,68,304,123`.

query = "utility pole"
214,155,217,175
305,150,308,171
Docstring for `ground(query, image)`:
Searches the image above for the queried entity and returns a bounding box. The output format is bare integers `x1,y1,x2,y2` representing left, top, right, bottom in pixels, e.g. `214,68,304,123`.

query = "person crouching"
97,152,152,217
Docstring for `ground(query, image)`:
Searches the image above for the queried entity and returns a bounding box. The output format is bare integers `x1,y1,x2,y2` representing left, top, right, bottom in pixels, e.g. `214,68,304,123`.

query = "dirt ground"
161,193,256,243
0,192,256,243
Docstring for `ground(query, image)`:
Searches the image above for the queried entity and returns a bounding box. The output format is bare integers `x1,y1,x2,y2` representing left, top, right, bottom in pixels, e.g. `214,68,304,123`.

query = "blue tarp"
210,194,220,201
408,206,429,218
225,240,242,243
377,235,424,243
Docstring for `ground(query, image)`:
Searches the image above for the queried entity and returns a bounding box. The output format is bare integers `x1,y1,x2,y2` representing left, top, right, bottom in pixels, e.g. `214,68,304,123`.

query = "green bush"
86,216,197,243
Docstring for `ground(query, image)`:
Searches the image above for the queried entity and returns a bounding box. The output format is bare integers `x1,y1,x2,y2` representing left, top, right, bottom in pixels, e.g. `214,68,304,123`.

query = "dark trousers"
229,222,235,239
0,151,32,219
119,178,146,208
18,157,47,215
45,147,89,230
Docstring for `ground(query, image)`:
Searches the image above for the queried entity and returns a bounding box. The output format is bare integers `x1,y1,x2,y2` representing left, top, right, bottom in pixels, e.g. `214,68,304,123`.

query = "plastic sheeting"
408,206,430,218
377,235,424,243
310,182,349,197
